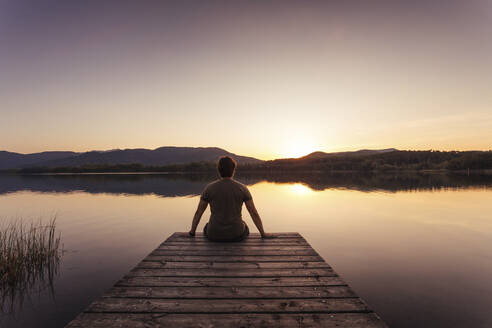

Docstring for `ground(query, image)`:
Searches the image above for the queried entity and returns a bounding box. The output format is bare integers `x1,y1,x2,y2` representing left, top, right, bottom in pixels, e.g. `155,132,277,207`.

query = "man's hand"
189,199,207,238
261,233,276,239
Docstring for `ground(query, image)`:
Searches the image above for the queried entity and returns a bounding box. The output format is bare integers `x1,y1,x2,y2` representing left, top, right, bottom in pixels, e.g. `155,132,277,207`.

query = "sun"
282,139,316,158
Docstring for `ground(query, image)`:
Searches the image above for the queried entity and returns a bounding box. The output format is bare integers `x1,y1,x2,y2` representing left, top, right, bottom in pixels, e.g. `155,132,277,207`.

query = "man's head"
217,156,237,178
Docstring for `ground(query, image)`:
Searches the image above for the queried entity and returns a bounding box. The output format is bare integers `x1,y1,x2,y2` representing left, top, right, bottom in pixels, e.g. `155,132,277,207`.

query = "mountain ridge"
299,148,398,160
0,147,400,170
0,147,261,169
0,147,399,170
2,148,491,172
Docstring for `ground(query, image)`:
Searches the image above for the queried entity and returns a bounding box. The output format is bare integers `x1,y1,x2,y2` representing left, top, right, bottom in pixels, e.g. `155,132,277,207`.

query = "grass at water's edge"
0,217,62,313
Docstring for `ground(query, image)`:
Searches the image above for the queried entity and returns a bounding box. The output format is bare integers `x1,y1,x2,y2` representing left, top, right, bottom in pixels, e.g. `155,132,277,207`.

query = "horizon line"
2,146,492,162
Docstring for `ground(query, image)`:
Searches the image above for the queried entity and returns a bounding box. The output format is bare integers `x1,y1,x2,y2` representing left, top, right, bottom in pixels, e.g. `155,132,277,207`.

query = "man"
188,156,272,241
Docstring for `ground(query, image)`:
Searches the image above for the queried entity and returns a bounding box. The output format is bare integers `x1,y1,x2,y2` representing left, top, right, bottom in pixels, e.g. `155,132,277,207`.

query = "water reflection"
1,255,60,316
0,172,491,197
0,219,62,316
240,171,492,192
0,173,492,327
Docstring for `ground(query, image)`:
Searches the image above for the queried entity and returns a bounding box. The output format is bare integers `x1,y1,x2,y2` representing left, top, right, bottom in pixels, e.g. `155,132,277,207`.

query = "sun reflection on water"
288,183,314,195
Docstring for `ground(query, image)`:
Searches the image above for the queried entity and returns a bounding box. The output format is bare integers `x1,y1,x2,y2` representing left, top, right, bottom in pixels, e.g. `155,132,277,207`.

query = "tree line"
11,150,492,174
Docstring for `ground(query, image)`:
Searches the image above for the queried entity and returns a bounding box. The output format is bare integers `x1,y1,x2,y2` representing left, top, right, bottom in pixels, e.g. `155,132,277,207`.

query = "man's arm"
245,199,273,238
189,199,208,236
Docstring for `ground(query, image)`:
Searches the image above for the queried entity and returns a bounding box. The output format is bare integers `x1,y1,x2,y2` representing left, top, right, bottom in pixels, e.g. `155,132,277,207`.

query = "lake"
1,172,492,327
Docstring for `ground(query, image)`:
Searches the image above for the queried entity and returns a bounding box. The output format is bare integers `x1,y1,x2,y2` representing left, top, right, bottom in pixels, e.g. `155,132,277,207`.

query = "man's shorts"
203,222,250,242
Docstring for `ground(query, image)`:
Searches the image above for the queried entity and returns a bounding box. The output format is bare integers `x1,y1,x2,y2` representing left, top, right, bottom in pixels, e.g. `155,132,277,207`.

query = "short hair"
217,156,237,177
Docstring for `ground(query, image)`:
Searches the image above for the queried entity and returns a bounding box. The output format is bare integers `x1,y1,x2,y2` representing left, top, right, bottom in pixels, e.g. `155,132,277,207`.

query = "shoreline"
1,169,492,176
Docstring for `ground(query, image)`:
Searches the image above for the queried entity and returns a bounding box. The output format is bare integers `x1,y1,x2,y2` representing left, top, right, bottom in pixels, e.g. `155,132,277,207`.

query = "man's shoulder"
232,179,249,190
205,179,221,190
206,178,249,191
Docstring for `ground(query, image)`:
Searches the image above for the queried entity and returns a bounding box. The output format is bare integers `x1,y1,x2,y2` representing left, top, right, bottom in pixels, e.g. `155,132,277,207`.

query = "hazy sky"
1,0,491,159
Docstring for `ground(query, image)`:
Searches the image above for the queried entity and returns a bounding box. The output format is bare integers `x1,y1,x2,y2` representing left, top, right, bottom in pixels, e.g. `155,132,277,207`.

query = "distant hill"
299,148,397,160
3,148,492,172
0,147,262,169
0,151,78,169
264,149,492,171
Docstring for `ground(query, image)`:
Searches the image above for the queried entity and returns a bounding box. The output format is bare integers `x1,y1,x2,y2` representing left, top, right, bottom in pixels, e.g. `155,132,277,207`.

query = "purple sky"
1,0,491,158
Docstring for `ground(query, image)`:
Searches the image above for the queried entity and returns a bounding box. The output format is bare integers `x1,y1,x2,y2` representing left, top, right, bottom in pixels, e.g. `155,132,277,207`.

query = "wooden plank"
104,286,357,299
66,313,387,328
65,232,387,327
116,276,347,287
86,298,370,313
157,245,312,251
151,249,318,256
127,268,336,277
166,236,305,242
143,255,324,262
170,232,302,238
165,237,306,242
138,260,330,269
163,240,309,246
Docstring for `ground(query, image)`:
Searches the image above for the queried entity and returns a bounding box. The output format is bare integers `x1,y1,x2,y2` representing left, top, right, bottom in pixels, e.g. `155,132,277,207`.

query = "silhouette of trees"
12,151,492,173
257,150,492,172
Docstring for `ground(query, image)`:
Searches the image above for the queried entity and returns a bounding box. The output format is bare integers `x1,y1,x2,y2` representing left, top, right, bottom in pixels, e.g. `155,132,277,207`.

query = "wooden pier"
66,232,386,327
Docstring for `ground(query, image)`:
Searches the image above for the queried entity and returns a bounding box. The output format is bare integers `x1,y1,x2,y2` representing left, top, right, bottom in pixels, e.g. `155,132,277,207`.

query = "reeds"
0,217,62,313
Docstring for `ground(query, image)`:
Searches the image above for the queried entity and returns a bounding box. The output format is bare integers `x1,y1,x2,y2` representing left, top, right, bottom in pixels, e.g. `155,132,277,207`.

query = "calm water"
1,173,492,327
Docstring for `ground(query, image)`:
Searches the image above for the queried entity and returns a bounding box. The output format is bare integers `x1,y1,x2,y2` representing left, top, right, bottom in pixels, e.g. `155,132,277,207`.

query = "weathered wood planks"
138,261,329,269
127,267,336,277
66,313,386,328
65,232,387,327
144,255,324,262
115,276,347,287
104,286,357,299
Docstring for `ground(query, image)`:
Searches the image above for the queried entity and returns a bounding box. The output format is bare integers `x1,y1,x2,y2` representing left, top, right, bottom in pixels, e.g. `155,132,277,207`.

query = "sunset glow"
1,1,491,159
282,139,318,159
